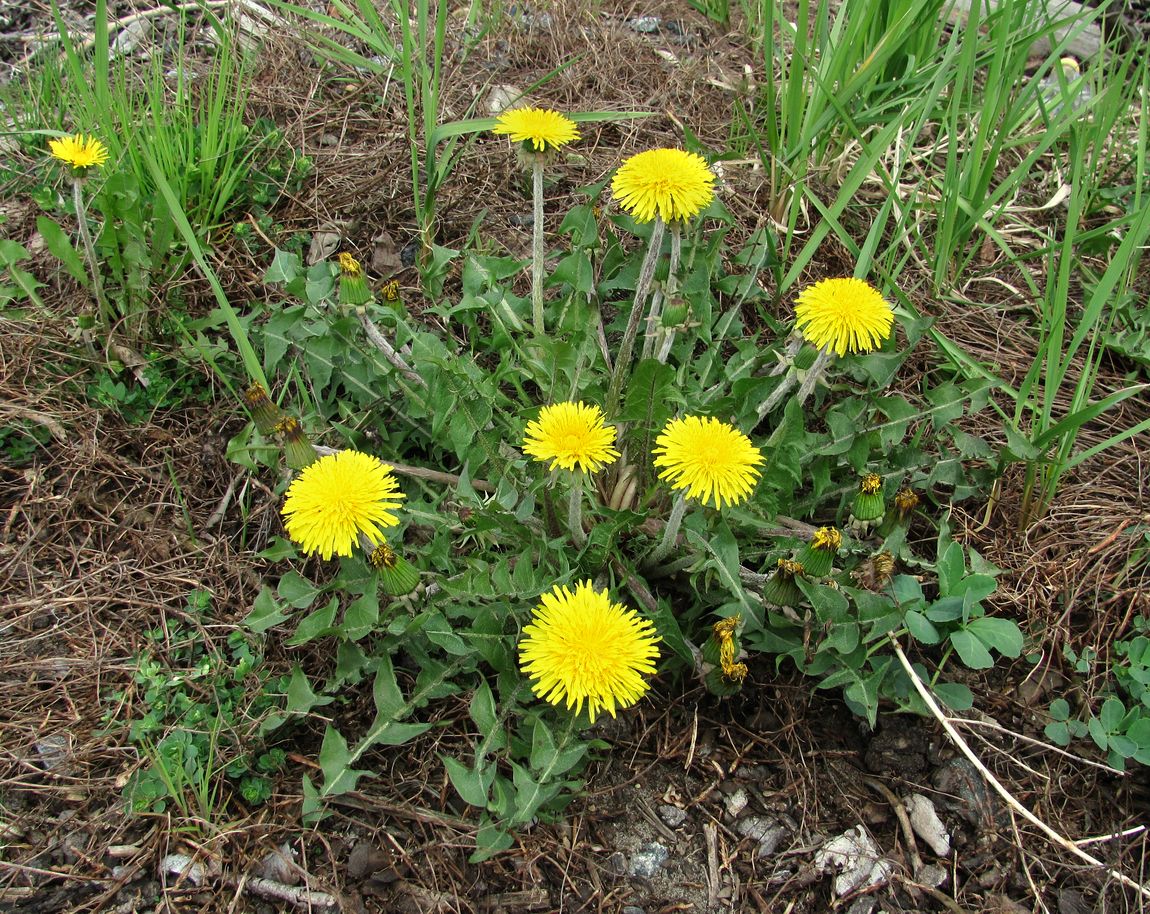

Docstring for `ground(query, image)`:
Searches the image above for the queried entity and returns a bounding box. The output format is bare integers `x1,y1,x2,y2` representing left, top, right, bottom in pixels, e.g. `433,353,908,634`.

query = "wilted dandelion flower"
794,278,894,357
797,526,842,578
652,415,764,509
493,107,580,153
519,580,661,723
852,472,885,522
281,450,403,560
894,487,920,521
49,133,109,170
611,148,715,223
523,401,620,473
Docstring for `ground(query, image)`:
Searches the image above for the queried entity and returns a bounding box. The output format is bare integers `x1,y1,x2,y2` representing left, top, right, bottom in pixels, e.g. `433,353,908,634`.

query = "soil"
3,2,1150,913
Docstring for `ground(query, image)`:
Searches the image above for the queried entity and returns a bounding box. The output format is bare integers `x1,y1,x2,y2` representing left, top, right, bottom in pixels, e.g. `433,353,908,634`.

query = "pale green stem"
605,216,666,417
72,177,110,327
648,491,688,565
794,346,833,406
567,470,587,546
647,223,683,363
531,156,546,336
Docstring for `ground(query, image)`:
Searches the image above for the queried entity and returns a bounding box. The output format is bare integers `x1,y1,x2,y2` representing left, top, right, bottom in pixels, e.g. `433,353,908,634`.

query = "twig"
15,0,283,70
225,874,337,910
1075,825,1147,847
705,822,721,910
860,774,923,874
312,446,495,493
357,313,425,386
950,717,1120,775
891,638,1150,899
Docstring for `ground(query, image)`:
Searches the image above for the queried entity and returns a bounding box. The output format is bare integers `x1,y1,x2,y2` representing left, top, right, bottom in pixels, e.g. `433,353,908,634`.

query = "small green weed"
105,589,288,821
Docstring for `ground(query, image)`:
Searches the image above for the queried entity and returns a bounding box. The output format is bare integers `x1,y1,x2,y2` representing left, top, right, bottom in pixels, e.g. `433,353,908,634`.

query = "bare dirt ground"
3,1,1150,912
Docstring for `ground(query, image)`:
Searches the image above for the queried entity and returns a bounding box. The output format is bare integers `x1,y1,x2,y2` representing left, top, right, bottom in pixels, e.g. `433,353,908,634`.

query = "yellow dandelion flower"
859,473,882,495
793,278,894,357
611,148,715,223
522,401,620,474
519,580,661,723
338,252,362,275
48,134,109,170
652,415,764,509
281,450,403,560
493,107,580,153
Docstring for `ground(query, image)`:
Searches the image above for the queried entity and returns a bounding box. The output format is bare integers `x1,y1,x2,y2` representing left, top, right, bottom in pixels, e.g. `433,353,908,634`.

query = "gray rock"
628,842,669,878
905,793,951,857
657,804,688,828
736,815,789,857
723,787,749,818
622,908,646,914
605,851,628,877
626,16,661,33
846,899,876,914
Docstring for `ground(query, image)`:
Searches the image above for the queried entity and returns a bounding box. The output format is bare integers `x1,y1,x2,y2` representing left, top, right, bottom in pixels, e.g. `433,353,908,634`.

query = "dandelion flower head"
519,581,661,723
859,472,882,495
794,278,894,357
281,450,403,560
611,148,715,223
493,107,580,153
522,401,619,474
49,133,109,170
652,415,764,509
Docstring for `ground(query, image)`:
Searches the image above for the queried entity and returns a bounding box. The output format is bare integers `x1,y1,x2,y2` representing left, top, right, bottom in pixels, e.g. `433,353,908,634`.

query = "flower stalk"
605,216,665,416
71,177,110,327
531,155,546,335
567,470,587,547
644,223,683,363
648,490,688,565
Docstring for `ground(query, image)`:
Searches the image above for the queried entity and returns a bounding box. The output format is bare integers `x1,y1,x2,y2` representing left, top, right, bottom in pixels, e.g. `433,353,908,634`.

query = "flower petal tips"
793,278,894,357
519,581,661,723
652,416,764,509
523,401,620,474
493,107,580,153
281,450,404,560
611,148,715,223
49,134,109,170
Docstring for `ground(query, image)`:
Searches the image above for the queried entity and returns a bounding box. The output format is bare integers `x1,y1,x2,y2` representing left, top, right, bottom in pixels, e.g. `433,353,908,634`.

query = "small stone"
735,815,789,857
723,787,749,818
622,908,646,914
319,134,340,147
35,734,71,772
626,16,661,33
605,851,628,877
657,804,688,828
917,863,948,889
814,826,893,897
846,898,876,914
254,842,299,885
486,84,522,117
905,793,951,857
628,842,668,878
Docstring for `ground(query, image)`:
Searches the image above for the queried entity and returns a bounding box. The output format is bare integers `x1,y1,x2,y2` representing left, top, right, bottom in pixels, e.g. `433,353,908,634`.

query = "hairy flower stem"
794,347,832,406
605,217,666,417
357,312,426,387
645,224,682,362
756,344,832,422
648,491,688,566
531,156,546,335
567,471,587,547
72,178,110,327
